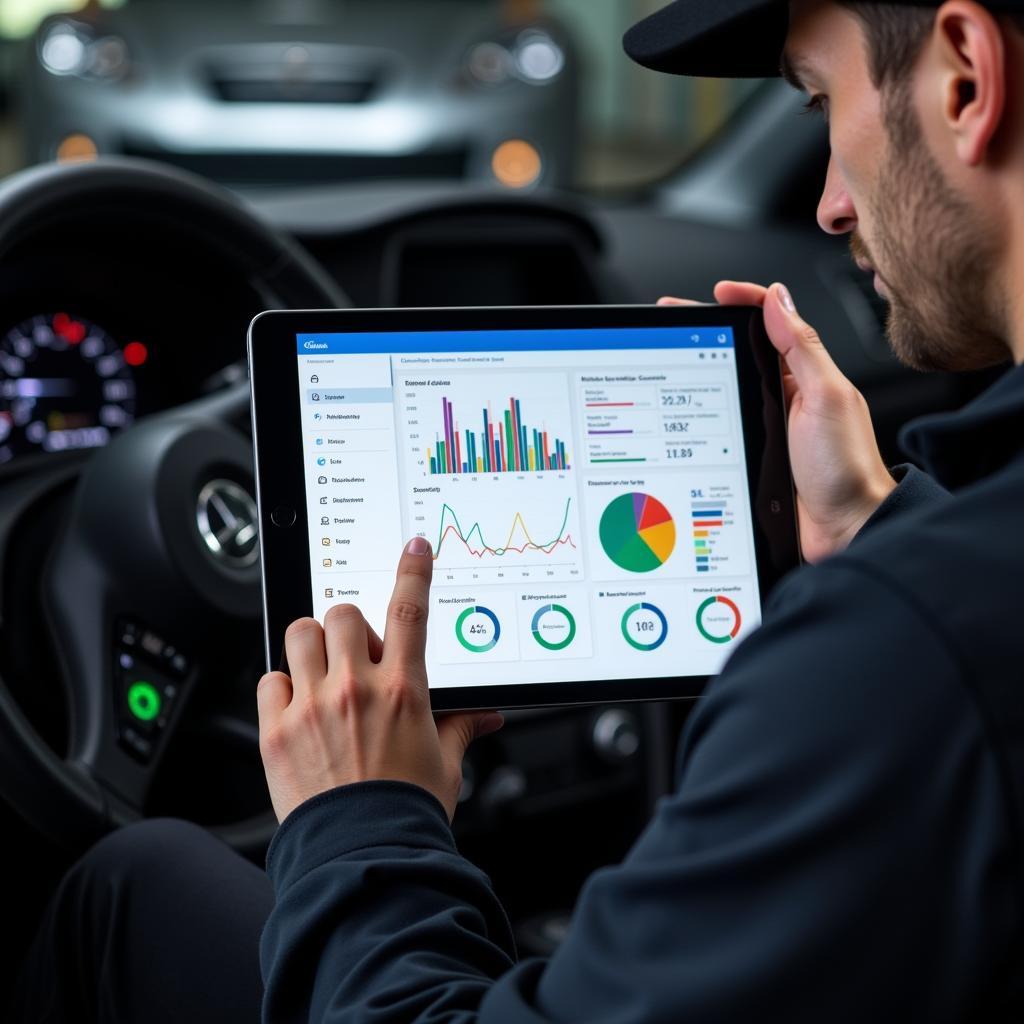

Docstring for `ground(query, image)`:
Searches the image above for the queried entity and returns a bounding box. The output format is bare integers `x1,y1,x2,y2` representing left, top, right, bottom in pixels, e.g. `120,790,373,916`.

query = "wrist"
805,468,898,563
867,465,899,516
838,467,898,549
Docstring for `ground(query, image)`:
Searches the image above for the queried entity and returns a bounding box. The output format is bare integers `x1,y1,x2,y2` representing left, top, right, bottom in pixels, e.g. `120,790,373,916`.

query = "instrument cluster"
0,312,145,463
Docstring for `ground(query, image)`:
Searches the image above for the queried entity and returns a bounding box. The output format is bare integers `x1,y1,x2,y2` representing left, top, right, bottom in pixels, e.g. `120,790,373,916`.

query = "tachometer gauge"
0,313,139,463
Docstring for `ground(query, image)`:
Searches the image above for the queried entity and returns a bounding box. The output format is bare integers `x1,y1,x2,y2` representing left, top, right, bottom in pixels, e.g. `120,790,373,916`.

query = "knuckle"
389,598,427,629
285,617,321,642
811,379,860,416
382,677,420,714
324,603,363,628
332,677,361,715
260,722,289,762
295,695,322,727
800,322,823,346
828,380,857,407
257,672,276,693
399,557,432,582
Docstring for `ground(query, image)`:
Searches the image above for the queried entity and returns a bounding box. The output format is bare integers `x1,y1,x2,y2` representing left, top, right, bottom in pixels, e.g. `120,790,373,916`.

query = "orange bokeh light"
56,134,98,163
491,139,542,189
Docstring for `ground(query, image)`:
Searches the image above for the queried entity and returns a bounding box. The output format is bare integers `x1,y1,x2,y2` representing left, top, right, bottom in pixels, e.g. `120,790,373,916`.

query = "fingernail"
777,284,797,314
406,536,430,556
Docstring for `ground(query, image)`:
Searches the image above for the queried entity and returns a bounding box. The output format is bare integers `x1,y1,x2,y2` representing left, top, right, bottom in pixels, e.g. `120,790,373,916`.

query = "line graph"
423,484,583,584
435,498,576,560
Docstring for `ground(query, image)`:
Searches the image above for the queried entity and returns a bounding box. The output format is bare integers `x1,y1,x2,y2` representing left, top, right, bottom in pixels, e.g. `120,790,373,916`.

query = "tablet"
249,306,800,711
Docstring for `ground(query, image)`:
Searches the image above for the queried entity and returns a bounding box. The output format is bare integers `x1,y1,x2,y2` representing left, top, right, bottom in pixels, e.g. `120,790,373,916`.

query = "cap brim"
623,0,789,78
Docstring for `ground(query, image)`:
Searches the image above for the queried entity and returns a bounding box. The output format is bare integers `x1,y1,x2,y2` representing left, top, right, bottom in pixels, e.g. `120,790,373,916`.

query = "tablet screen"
294,327,762,689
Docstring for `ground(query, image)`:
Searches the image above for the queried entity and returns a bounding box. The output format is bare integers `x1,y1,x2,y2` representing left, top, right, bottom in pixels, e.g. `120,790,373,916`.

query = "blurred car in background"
18,0,579,188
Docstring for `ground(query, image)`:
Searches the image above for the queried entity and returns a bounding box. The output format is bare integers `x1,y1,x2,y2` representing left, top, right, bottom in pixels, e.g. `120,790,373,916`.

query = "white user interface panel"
295,327,761,688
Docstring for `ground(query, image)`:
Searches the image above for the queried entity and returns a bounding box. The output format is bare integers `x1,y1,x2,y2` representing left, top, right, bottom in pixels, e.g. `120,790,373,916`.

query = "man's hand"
256,537,504,824
660,281,896,563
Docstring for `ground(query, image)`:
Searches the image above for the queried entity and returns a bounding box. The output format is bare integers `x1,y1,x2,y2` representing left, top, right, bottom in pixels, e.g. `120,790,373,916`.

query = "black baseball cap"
624,0,1024,78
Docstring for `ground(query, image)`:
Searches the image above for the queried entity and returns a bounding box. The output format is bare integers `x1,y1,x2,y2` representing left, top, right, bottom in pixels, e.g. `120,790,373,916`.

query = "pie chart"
599,493,676,573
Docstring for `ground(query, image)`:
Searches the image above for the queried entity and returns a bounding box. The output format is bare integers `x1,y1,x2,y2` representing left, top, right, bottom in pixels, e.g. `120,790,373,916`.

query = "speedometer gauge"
0,313,138,462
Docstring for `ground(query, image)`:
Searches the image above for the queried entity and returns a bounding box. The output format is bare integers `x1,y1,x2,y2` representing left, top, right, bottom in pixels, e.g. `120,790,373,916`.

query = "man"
14,1,1024,1021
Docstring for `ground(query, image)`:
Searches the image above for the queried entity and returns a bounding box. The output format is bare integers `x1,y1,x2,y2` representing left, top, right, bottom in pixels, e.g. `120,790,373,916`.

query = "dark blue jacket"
261,364,1024,1023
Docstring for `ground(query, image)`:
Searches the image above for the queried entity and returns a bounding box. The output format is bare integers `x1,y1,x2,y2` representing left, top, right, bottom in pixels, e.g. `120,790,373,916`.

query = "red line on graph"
437,524,577,560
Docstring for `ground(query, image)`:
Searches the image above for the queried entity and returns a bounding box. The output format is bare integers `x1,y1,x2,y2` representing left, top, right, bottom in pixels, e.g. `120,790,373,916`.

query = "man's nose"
816,156,857,235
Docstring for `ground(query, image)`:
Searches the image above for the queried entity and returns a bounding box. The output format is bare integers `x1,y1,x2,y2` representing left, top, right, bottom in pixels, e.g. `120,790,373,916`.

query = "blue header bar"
296,327,734,355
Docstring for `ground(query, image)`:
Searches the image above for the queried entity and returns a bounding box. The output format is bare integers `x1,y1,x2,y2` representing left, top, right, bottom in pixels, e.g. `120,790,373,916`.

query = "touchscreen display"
295,327,762,688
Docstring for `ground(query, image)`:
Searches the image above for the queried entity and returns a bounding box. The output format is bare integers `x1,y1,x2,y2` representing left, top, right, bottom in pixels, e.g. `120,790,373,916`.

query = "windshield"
0,0,763,192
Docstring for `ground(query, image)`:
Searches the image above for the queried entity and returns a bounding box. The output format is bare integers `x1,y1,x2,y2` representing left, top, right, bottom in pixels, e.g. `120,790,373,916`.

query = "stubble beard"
858,85,1009,372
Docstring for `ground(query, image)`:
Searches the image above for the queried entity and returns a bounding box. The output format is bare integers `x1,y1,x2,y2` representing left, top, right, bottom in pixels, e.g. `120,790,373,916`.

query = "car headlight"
90,35,130,79
466,41,513,85
39,19,129,81
40,22,88,76
465,28,564,88
513,30,564,84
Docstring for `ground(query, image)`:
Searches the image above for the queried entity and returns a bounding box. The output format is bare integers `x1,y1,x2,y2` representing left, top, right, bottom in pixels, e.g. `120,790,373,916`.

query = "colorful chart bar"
428,395,570,475
691,500,725,572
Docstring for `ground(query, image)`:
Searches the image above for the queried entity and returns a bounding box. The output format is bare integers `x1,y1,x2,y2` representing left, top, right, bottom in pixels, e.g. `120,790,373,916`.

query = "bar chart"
691,499,725,573
427,393,570,475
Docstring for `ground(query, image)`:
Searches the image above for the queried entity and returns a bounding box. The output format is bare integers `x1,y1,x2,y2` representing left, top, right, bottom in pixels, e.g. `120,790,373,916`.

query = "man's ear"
932,0,1007,166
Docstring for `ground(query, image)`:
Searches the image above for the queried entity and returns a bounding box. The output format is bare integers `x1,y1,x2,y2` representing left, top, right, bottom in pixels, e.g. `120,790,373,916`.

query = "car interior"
0,0,1007,1001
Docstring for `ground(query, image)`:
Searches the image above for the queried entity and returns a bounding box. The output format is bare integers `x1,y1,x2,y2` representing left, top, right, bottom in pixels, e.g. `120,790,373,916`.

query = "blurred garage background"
0,0,761,192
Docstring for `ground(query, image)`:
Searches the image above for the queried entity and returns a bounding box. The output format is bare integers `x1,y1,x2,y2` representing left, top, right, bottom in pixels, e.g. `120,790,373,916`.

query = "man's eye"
802,94,829,121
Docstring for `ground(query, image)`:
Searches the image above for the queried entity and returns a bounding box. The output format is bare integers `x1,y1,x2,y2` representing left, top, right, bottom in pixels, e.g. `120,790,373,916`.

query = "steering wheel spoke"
63,605,200,813
41,399,265,812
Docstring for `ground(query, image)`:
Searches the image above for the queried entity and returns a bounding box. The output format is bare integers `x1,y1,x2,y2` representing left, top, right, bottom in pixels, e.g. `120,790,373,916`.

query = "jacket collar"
900,363,1024,490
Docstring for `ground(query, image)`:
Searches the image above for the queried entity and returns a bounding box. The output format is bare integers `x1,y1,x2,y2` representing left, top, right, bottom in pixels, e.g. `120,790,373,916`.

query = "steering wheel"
0,158,346,857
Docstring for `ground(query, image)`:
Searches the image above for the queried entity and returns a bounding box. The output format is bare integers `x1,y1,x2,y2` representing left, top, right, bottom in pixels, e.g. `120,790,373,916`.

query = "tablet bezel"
249,305,800,711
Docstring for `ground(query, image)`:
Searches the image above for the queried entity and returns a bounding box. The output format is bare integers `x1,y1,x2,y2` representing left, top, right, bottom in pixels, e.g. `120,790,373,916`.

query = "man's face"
785,1,1008,371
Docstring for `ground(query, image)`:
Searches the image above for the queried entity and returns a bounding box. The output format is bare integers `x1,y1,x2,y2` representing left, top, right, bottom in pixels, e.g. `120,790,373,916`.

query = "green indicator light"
127,681,162,722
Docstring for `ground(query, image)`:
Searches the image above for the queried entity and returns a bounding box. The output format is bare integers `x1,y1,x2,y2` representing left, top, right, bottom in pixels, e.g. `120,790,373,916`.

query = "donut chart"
696,595,742,644
530,604,577,651
599,493,676,573
455,605,501,653
621,602,668,652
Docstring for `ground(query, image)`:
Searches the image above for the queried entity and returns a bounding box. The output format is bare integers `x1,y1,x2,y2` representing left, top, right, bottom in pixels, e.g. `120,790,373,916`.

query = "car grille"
207,72,379,104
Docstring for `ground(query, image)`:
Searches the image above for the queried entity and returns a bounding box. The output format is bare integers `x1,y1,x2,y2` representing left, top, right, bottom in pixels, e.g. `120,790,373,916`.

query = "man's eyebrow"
779,52,812,91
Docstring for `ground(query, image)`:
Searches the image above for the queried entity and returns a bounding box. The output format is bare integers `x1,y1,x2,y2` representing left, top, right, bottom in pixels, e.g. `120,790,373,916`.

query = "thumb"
436,711,504,763
762,283,844,396
713,280,769,307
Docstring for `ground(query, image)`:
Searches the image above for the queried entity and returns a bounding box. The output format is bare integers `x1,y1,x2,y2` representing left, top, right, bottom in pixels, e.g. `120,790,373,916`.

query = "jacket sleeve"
853,463,951,540
261,558,1017,1024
